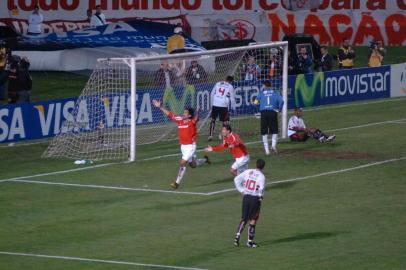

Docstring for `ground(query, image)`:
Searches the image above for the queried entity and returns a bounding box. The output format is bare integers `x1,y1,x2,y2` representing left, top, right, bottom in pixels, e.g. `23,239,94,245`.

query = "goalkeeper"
288,107,336,142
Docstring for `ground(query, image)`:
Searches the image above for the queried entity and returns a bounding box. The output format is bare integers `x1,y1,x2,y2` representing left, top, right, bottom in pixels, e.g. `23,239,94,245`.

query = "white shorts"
231,155,250,174
181,143,196,162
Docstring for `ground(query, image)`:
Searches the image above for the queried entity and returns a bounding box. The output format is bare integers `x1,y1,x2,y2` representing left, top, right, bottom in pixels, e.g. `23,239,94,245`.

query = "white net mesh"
43,42,287,161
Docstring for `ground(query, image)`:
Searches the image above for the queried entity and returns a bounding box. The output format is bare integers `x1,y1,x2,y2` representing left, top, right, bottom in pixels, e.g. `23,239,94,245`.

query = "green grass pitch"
0,96,406,270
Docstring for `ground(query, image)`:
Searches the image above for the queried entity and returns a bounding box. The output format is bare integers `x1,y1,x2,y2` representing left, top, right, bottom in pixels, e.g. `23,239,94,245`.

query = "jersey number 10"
245,179,257,191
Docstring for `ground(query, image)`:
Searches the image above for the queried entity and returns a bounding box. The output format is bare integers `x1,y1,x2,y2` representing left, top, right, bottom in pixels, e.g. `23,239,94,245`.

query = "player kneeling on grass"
205,124,249,176
233,158,266,248
152,99,210,189
288,107,336,142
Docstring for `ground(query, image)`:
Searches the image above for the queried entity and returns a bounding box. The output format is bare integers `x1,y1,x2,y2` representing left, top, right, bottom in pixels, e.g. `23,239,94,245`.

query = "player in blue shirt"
254,80,284,154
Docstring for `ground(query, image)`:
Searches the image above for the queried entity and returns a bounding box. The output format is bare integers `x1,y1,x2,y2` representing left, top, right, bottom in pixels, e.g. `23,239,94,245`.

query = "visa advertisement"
0,65,394,143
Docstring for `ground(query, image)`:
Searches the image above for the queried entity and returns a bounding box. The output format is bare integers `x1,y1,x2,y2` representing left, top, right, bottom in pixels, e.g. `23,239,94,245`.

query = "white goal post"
43,41,289,162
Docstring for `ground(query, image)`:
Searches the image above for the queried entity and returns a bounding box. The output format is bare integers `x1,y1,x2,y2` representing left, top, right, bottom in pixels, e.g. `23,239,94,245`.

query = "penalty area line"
0,251,208,270
206,156,406,196
2,156,406,196
3,179,209,196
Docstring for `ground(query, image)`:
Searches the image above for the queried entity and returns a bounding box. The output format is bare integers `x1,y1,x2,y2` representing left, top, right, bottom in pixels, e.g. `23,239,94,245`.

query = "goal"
43,41,289,161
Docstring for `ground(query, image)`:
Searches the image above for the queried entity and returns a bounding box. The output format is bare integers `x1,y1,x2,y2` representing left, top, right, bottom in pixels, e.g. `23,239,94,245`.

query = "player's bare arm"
152,99,170,116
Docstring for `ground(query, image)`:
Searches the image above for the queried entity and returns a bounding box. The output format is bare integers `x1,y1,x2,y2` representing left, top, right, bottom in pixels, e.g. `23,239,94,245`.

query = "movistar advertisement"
390,63,406,97
290,66,391,108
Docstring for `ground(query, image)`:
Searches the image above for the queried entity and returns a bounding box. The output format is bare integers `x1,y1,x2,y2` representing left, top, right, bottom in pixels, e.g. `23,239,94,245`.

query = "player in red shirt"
152,99,210,189
205,124,250,176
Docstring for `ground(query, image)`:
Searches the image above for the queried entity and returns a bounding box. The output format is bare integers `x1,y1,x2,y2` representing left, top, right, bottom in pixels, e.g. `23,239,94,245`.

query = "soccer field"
1,97,406,270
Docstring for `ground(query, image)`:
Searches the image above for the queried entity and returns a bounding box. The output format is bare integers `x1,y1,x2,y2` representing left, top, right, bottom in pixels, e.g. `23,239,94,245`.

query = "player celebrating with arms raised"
152,99,209,189
233,158,266,248
205,124,249,176
208,75,236,141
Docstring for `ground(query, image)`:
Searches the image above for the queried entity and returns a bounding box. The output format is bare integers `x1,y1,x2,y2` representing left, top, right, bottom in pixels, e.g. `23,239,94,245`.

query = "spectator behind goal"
185,60,208,85
90,5,107,27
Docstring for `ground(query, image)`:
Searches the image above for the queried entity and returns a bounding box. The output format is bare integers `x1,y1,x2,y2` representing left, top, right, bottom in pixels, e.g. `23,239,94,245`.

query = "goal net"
43,42,288,161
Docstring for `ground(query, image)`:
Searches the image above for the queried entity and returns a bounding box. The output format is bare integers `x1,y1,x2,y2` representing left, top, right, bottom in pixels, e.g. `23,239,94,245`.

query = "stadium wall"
0,64,403,144
0,1,405,46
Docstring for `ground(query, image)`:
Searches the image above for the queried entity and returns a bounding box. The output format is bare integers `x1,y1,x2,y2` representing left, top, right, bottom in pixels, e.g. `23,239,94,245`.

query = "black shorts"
260,110,278,135
241,195,261,221
211,106,229,122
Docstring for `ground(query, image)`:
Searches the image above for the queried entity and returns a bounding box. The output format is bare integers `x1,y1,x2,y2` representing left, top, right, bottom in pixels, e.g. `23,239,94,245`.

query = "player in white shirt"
27,5,44,35
288,107,336,142
90,5,107,27
233,159,266,248
208,75,236,141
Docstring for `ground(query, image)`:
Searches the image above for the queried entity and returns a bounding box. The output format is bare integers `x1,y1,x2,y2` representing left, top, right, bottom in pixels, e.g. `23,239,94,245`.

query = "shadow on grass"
261,231,349,246
193,177,233,187
265,181,297,190
142,195,231,211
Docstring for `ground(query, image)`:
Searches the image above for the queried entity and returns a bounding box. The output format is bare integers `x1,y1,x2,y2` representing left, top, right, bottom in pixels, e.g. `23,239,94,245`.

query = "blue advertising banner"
16,20,203,51
0,66,391,143
290,65,391,108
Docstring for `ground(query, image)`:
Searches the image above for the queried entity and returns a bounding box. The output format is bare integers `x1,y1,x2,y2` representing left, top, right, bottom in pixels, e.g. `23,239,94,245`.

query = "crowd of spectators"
288,38,386,75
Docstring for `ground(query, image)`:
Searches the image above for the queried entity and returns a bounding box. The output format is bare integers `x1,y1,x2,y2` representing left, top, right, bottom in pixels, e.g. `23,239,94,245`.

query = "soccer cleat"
234,236,240,247
246,241,259,248
208,136,213,142
326,135,336,142
170,182,179,189
271,147,278,154
204,155,211,165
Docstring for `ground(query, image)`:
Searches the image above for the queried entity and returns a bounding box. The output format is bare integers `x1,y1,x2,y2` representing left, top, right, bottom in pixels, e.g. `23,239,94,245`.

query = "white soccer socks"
271,134,278,152
176,166,186,184
262,135,270,155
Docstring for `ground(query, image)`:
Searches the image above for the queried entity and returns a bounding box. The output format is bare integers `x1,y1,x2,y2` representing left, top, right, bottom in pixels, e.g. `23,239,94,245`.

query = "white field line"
0,117,404,183
0,251,208,270
326,118,406,132
4,156,406,196
1,97,405,150
0,162,121,183
4,179,208,196
206,156,406,196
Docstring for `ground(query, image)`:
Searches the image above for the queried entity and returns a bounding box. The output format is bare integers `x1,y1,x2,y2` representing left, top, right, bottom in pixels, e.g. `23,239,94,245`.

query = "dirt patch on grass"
281,150,376,160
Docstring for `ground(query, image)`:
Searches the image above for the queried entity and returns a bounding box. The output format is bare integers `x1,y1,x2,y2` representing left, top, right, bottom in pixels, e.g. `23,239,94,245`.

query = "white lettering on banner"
54,103,61,134
0,109,9,142
76,100,90,130
9,108,26,140
36,104,54,136
138,93,152,124
61,101,75,133
104,96,120,128
197,90,211,111
325,71,389,97
118,95,126,127
234,85,260,107
103,22,137,35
